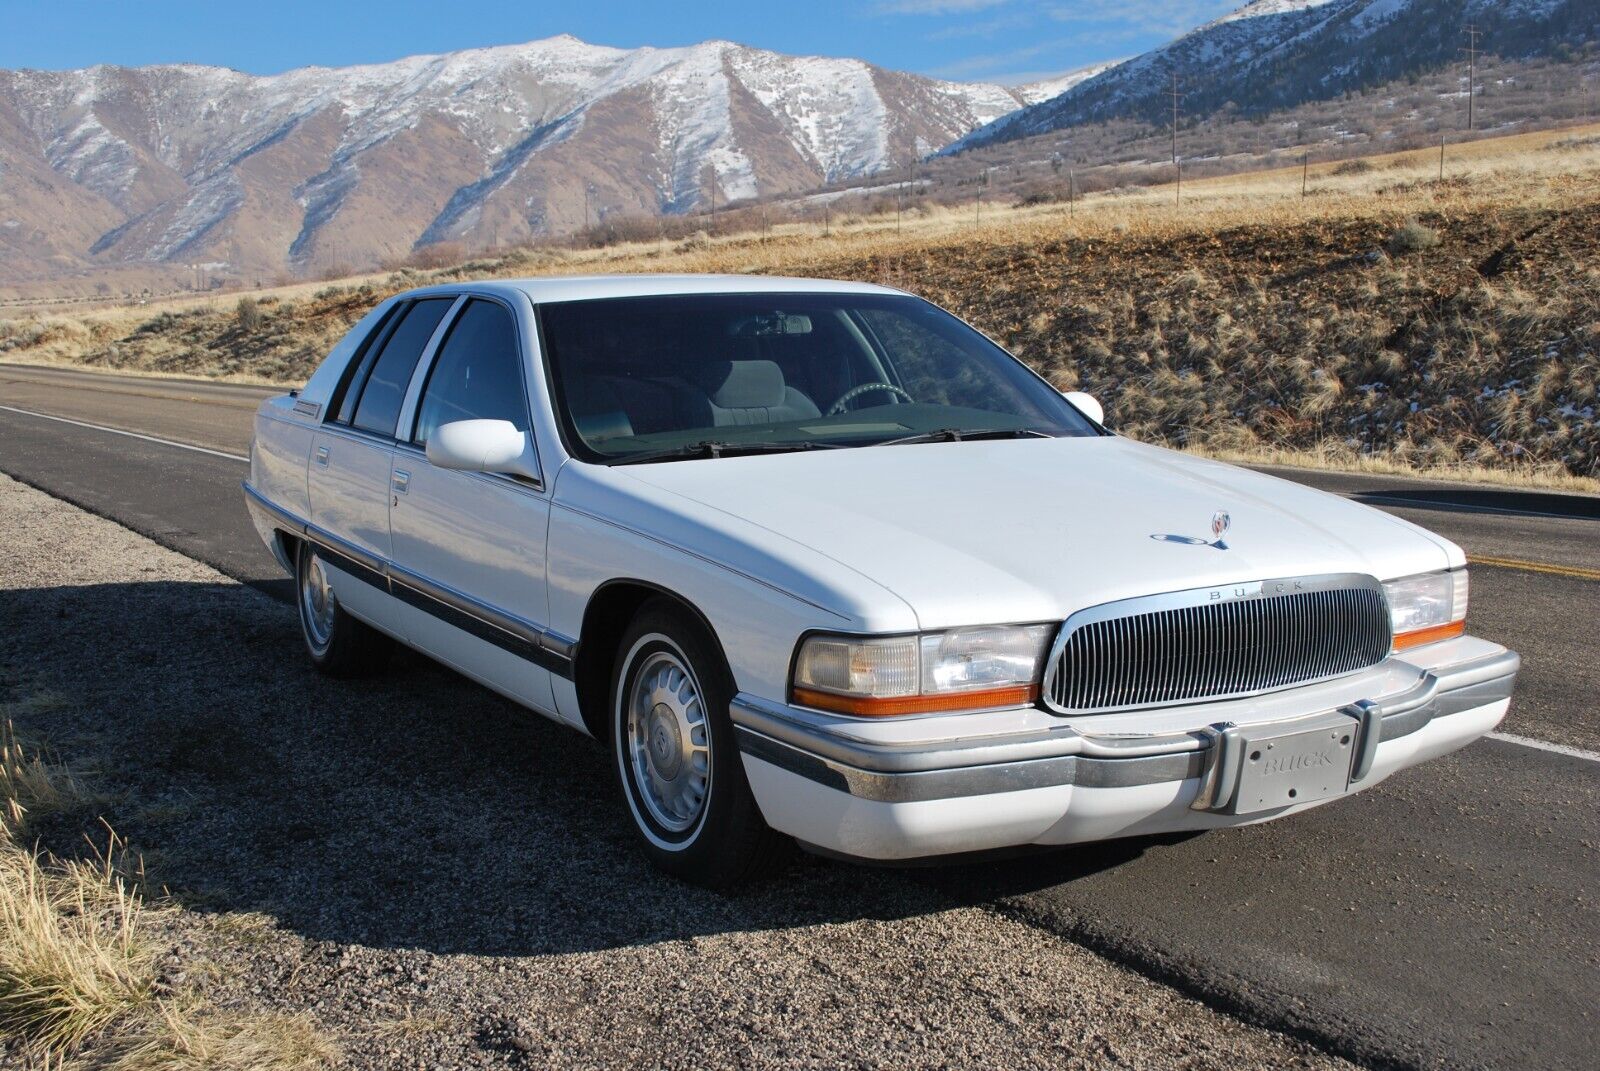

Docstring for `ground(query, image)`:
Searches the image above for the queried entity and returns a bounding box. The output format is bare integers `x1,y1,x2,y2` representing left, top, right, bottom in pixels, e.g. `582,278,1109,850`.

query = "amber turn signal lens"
1392,619,1466,652
791,684,1038,717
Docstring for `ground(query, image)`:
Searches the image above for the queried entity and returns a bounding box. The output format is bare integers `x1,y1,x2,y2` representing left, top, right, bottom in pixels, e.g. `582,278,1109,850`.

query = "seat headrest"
696,360,787,409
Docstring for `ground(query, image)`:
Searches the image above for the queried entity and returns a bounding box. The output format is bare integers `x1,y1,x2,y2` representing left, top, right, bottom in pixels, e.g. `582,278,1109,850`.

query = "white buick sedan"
244,275,1520,887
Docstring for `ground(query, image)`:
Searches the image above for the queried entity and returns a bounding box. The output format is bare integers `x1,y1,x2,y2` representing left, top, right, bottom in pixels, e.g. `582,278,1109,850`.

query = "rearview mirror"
427,419,540,481
1062,390,1105,427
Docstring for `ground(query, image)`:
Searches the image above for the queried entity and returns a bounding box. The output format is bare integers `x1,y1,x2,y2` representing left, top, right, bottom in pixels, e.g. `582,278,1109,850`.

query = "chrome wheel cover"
625,648,711,834
299,551,337,651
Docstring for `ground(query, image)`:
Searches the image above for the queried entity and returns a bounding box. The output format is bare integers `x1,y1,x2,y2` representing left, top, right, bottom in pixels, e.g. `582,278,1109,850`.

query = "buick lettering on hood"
243,276,1520,887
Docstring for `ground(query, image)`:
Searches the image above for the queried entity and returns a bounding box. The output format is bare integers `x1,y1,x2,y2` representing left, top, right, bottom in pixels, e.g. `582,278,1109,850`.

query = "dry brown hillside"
4,127,1597,485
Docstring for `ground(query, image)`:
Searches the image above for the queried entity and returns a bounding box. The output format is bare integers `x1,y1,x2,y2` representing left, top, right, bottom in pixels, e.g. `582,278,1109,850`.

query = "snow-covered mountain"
0,35,1039,280
1011,62,1124,106
951,0,1596,152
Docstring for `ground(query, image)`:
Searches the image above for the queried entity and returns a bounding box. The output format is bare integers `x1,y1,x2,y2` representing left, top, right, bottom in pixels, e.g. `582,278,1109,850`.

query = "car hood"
598,436,1459,629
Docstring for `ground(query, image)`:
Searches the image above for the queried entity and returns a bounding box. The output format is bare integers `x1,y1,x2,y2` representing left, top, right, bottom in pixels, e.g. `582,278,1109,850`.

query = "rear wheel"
295,542,391,676
610,599,783,888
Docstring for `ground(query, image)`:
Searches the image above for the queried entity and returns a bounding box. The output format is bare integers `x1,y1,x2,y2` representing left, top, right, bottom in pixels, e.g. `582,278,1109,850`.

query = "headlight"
791,624,1053,716
1383,568,1468,651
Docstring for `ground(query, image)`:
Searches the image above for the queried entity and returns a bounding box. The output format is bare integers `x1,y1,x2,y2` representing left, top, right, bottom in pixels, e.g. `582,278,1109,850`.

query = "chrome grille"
1043,575,1391,714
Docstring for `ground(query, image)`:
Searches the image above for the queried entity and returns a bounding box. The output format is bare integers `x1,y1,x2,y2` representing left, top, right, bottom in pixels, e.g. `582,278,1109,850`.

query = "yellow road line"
1469,555,1600,582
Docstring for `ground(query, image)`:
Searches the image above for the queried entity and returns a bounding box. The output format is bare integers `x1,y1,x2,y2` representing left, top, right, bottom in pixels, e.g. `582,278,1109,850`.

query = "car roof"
399,274,907,306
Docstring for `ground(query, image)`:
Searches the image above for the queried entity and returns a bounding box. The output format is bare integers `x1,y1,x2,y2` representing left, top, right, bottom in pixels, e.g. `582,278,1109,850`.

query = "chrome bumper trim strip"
732,649,1519,804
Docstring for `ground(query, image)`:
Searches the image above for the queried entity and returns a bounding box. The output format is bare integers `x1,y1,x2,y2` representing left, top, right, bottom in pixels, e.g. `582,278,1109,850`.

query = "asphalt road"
1,361,1597,1071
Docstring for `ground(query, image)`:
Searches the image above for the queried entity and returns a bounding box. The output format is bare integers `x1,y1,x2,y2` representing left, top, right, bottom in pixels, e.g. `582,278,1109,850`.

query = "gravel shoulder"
0,471,1353,1070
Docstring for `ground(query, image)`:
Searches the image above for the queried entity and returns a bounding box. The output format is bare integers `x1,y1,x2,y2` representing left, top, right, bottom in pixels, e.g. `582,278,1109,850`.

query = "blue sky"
0,1,1241,85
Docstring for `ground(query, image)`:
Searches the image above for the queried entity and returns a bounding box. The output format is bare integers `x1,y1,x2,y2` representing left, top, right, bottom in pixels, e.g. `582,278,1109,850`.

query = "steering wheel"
827,382,915,416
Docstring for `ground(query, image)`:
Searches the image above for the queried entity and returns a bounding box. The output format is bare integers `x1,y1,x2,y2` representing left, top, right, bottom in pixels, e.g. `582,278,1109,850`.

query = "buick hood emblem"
1151,509,1232,550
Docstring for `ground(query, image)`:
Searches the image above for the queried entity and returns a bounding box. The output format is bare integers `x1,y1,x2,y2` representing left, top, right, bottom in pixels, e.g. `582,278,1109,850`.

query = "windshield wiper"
608,440,845,465
871,427,1055,448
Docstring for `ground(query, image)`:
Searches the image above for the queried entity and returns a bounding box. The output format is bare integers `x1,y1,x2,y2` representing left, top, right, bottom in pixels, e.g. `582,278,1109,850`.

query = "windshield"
537,292,1099,462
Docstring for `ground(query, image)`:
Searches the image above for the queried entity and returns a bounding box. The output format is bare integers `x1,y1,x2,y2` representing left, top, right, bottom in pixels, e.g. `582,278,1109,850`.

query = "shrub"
235,297,263,333
1333,159,1376,176
1386,219,1440,256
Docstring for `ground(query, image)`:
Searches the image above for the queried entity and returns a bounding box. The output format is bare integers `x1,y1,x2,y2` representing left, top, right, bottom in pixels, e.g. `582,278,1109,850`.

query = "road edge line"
1487,731,1600,763
0,403,250,463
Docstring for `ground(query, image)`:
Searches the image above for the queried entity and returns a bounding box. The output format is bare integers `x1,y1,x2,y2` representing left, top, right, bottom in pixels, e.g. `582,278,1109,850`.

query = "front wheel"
611,599,783,888
295,541,392,676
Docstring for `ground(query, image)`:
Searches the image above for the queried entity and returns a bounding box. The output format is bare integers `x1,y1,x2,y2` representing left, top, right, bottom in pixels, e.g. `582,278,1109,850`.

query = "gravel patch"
0,471,1351,1070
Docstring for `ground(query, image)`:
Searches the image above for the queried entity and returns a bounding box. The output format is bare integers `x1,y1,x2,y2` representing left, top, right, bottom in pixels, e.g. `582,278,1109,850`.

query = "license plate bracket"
1224,713,1358,816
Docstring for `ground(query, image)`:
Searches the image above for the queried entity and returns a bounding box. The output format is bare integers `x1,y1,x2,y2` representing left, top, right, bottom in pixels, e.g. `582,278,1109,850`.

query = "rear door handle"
314,445,330,467
391,469,410,494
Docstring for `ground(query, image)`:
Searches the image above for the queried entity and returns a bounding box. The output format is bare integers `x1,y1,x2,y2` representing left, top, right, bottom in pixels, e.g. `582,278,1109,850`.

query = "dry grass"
1,720,89,844
1188,443,1600,495
0,843,154,1054
0,718,334,1069
3,122,1598,488
95,1004,335,1071
371,1004,454,1040
0,727,153,1056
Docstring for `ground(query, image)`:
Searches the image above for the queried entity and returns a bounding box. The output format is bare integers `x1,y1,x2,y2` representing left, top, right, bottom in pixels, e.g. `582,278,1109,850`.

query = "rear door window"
328,302,403,424
412,300,528,447
348,298,454,436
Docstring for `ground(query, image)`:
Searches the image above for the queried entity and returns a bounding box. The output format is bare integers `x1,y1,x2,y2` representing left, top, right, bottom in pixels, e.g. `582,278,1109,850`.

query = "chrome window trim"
1041,573,1390,716
395,294,469,442
346,297,459,435
401,292,544,486
310,420,401,452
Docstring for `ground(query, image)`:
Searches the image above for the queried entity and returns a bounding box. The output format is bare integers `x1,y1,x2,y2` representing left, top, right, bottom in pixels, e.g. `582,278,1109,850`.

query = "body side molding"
244,481,574,678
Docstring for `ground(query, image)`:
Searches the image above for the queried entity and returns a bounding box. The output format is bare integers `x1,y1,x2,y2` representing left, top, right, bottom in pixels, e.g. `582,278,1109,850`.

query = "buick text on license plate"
1227,717,1357,815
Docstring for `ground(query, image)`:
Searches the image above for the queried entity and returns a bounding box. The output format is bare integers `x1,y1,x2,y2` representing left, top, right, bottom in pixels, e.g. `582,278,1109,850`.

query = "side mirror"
427,419,540,481
1062,390,1105,426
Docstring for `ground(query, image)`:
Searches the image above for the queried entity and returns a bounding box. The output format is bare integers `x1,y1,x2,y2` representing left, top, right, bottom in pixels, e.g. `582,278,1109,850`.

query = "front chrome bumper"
732,646,1519,809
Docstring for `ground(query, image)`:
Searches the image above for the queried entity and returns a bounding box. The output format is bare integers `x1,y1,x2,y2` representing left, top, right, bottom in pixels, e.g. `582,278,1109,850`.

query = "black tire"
610,598,785,888
294,541,392,677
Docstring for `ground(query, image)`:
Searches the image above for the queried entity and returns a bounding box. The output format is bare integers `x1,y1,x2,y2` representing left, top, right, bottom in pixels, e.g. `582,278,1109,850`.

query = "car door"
307,295,458,634
388,297,558,717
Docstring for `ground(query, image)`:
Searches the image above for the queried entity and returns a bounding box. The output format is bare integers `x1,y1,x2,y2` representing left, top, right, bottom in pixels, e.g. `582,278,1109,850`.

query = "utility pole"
1462,24,1482,132
1170,73,1183,206
897,164,904,235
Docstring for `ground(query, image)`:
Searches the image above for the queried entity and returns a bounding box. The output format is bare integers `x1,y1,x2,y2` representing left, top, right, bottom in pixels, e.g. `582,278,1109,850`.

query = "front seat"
692,360,821,427
566,375,634,445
